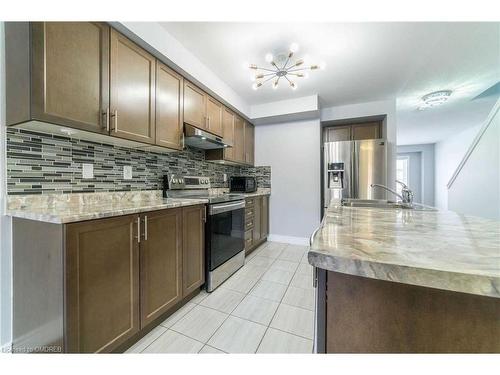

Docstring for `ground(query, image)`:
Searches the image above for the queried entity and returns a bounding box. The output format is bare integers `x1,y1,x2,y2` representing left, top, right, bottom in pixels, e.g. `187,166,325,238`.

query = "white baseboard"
268,234,309,246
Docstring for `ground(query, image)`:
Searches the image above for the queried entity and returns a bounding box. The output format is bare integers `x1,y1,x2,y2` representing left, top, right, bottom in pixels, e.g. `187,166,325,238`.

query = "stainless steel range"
164,174,246,292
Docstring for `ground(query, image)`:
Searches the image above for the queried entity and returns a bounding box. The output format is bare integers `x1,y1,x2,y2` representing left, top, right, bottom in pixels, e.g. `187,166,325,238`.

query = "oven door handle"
209,201,246,215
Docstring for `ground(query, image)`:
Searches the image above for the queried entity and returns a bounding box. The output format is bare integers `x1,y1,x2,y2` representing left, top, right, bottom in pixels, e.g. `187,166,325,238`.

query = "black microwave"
230,176,257,193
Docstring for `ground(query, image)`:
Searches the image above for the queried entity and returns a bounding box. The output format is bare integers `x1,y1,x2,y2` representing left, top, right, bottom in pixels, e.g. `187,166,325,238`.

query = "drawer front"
245,208,254,221
245,198,254,208
245,219,254,231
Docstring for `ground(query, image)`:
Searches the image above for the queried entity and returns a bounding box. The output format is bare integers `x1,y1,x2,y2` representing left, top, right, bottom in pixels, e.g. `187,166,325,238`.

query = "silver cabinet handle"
144,215,148,241
135,217,141,243
111,109,118,133
103,107,110,132
208,116,210,129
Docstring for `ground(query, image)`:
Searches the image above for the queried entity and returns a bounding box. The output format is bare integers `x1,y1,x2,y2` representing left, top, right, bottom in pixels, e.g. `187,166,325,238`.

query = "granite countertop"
241,189,271,198
6,190,207,224
308,200,500,298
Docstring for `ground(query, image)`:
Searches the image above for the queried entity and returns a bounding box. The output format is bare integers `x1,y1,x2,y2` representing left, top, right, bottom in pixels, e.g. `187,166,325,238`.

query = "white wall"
255,119,321,244
447,103,499,219
114,22,250,117
250,95,319,124
434,124,481,210
321,99,398,189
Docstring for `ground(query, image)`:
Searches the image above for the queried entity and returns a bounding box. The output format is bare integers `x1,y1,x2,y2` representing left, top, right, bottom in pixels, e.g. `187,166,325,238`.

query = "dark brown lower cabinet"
65,214,140,353
253,196,262,243
261,195,269,238
323,271,500,353
182,205,206,296
244,195,270,255
62,205,205,353
139,208,183,328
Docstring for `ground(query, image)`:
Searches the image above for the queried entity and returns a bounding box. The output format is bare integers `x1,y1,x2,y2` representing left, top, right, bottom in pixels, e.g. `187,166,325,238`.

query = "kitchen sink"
341,199,437,211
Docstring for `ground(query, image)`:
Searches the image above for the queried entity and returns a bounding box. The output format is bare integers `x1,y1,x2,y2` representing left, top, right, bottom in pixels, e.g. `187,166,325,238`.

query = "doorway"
397,152,422,203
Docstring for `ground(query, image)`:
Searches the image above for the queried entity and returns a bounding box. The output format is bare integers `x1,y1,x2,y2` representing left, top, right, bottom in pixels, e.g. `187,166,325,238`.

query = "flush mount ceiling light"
247,43,325,90
418,90,453,110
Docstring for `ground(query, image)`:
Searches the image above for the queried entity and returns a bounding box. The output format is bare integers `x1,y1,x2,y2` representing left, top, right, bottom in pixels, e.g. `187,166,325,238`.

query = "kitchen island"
308,200,500,353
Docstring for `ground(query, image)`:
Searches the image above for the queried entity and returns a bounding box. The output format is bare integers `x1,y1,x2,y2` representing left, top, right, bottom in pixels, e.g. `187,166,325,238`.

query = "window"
396,156,409,196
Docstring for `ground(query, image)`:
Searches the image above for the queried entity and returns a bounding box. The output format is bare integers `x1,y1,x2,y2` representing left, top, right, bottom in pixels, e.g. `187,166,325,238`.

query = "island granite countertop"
308,200,500,298
6,190,208,224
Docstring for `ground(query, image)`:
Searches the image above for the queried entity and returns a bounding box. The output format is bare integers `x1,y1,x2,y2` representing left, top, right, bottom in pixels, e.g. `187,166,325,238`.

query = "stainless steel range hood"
183,124,232,150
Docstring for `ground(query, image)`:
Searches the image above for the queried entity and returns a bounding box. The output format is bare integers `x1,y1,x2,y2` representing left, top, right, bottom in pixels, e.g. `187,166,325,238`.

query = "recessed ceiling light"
418,90,452,110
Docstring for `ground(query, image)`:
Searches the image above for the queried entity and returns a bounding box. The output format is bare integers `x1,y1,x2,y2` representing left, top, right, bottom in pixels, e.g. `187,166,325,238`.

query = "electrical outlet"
82,163,93,179
123,166,132,180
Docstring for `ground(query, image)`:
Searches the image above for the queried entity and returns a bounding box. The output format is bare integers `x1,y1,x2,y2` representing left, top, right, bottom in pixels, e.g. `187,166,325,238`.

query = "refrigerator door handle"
351,141,357,199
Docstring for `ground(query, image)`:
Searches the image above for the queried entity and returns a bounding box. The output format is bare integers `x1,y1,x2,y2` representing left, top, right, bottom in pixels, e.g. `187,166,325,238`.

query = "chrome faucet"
371,180,414,206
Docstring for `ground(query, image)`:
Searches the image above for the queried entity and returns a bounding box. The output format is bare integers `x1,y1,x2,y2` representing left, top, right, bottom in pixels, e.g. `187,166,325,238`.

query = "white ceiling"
160,22,499,145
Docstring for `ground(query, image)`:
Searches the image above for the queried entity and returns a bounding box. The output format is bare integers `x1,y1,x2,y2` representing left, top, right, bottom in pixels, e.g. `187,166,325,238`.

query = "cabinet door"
206,96,223,136
31,22,109,134
261,195,269,238
244,122,255,165
183,81,206,129
140,209,182,328
324,126,351,142
65,214,140,353
253,196,262,243
351,122,381,140
234,116,246,163
222,107,235,161
182,205,205,297
156,61,184,150
110,29,155,144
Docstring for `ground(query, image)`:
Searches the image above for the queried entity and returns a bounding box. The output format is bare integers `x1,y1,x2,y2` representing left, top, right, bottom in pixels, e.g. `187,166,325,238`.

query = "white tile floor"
127,241,314,354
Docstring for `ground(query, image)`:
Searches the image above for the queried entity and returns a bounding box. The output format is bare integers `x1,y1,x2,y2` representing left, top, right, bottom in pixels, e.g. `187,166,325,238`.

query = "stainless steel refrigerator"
323,139,387,210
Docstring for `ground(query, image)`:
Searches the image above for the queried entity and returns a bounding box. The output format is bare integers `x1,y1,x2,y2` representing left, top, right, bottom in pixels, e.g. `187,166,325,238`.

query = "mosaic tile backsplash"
6,128,271,195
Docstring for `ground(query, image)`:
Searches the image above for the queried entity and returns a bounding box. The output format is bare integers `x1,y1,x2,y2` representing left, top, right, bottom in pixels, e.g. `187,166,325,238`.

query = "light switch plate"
82,163,93,179
123,165,132,180
223,173,227,182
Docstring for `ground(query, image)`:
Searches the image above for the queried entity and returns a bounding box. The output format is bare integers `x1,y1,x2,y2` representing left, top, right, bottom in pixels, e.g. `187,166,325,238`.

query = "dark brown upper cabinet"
244,121,255,165
6,22,110,133
139,208,183,328
109,29,156,144
351,122,381,140
234,115,247,164
206,96,224,137
222,107,235,160
6,22,248,154
324,122,382,142
183,81,225,137
324,125,351,142
205,109,256,167
183,81,207,130
155,61,184,150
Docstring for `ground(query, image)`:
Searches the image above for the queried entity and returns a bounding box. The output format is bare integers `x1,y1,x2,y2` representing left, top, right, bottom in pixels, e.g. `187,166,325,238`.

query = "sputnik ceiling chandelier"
247,43,325,90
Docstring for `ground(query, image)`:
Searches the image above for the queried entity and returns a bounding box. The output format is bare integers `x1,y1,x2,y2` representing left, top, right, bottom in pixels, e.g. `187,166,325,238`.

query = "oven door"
206,200,245,272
